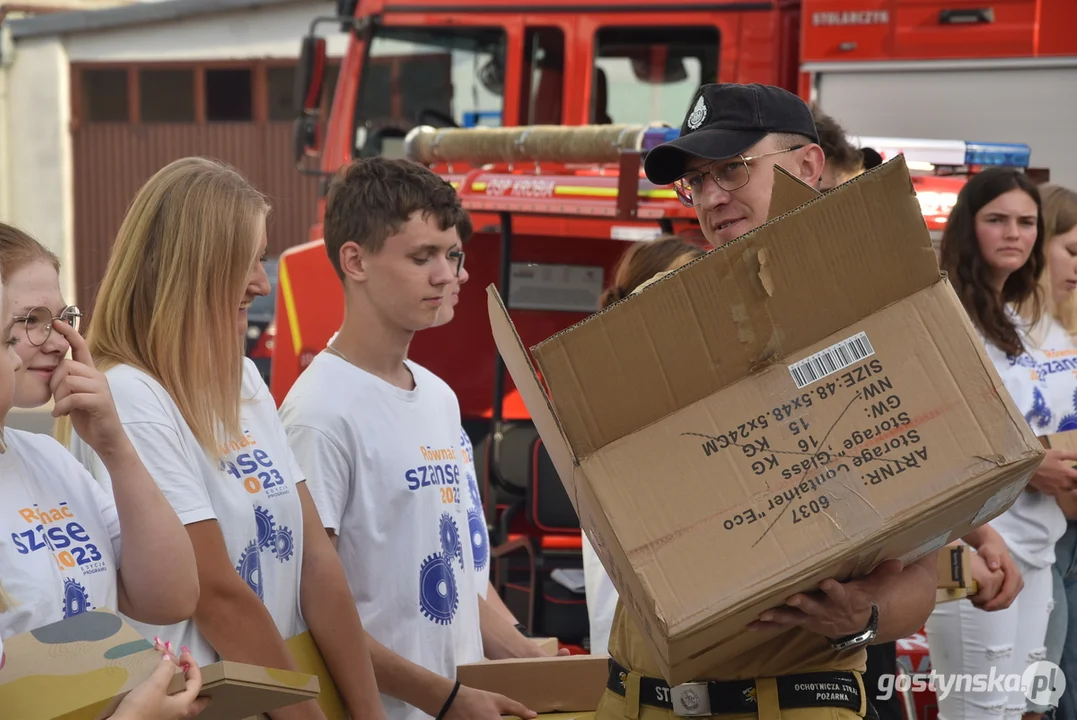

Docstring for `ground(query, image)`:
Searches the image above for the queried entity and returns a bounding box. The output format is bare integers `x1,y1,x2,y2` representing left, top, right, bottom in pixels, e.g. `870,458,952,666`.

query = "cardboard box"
1042,430,1077,454
457,655,609,714
937,544,973,589
532,637,560,656
187,661,319,720
487,157,1044,683
0,610,319,720
936,583,979,604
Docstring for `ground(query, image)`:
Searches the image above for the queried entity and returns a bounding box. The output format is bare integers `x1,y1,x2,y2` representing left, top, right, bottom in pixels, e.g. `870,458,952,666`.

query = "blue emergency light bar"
963,142,1031,168
641,127,681,152
638,128,1031,169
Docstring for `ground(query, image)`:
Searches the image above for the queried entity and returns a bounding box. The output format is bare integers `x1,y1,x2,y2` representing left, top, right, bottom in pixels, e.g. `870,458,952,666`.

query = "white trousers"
924,557,1055,720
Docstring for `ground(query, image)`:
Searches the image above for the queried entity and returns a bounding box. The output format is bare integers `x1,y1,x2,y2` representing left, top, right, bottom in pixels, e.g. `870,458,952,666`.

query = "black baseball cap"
644,83,820,186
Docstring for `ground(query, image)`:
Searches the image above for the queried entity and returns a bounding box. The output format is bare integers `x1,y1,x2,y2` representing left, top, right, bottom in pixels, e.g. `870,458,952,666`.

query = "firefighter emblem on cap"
687,95,707,131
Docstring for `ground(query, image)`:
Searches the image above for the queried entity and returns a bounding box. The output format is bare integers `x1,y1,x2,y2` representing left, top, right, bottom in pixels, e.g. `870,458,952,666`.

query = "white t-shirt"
981,310,1073,568
280,353,484,720
459,427,490,598
69,359,307,665
0,429,121,642
582,534,618,655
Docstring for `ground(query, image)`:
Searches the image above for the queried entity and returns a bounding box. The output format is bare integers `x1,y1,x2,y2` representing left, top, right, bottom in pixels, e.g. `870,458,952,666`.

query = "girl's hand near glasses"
48,319,129,461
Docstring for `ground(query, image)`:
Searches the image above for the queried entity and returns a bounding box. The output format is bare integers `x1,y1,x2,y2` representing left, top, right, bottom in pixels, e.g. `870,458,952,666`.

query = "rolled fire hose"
403,123,673,166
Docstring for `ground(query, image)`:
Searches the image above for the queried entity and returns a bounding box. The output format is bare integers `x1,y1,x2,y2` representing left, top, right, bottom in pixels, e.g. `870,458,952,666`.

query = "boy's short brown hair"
811,105,864,176
323,157,473,280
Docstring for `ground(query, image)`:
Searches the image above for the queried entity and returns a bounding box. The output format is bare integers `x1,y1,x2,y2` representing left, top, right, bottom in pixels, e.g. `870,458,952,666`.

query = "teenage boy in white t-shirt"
280,157,540,720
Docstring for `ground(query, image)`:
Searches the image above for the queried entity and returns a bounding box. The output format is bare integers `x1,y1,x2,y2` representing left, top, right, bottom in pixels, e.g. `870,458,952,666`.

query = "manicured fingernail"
165,641,172,651
182,663,190,672
154,636,161,645
181,645,189,655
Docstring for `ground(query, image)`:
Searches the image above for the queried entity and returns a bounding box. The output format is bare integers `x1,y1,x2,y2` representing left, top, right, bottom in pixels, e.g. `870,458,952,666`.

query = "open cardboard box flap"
0,610,318,720
526,159,941,458
767,164,822,218
487,157,1043,682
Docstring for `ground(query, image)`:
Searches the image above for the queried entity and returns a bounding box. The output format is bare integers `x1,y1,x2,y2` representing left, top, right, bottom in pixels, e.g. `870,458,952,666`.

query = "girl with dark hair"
927,168,1077,720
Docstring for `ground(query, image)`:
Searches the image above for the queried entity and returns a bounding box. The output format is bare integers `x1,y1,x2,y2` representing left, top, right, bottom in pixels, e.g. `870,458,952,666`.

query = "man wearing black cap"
594,83,939,720
644,83,827,247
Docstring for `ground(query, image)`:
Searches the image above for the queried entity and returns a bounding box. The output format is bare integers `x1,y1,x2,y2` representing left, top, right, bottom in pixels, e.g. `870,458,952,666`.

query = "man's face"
685,135,821,247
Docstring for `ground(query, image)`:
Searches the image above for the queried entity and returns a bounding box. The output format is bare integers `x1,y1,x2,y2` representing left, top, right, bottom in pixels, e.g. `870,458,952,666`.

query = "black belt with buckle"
607,659,874,717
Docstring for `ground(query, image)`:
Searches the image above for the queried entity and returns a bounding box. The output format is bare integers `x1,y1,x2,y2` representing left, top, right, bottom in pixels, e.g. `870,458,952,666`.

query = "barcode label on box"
789,332,876,389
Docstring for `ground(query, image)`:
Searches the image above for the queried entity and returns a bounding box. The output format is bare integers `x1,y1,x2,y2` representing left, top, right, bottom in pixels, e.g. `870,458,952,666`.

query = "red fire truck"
269,0,1071,713
275,0,1074,404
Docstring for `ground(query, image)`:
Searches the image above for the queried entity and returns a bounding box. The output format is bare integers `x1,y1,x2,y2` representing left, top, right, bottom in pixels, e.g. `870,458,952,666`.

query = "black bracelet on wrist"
436,680,461,720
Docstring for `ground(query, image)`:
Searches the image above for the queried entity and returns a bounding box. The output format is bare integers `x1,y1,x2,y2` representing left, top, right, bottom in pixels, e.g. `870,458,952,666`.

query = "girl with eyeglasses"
4,252,82,410
0,222,205,719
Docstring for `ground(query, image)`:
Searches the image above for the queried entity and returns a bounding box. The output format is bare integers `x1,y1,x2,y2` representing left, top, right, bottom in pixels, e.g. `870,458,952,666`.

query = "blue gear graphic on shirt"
439,513,463,567
1025,386,1052,430
1060,388,1077,432
62,578,92,618
254,506,277,551
274,526,295,563
461,428,484,511
236,540,263,600
468,507,489,572
418,553,458,625
467,472,482,510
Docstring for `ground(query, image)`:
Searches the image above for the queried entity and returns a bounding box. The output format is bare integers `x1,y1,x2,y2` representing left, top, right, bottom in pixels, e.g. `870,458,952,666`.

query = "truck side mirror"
292,35,327,164
359,126,408,159
631,52,688,84
335,0,358,29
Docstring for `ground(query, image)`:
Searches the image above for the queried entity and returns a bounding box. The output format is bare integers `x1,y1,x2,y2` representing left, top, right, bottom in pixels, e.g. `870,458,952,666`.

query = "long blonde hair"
1038,184,1077,336
58,157,268,453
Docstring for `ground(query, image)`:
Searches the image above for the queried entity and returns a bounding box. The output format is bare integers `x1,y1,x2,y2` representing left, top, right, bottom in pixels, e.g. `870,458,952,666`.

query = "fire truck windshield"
351,24,720,152
354,25,506,143
592,26,718,127
518,25,718,128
